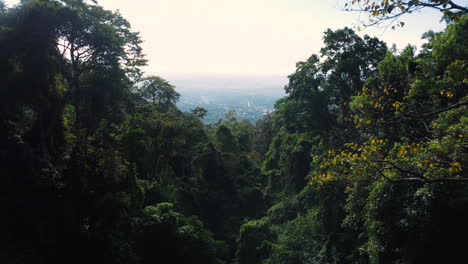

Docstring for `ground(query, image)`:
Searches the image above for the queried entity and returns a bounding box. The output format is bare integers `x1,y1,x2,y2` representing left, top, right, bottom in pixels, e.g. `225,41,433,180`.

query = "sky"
5,0,448,77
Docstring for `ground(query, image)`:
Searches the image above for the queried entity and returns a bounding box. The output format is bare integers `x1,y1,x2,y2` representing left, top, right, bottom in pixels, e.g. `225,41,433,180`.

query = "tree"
276,54,329,132
0,1,147,263
0,1,6,12
273,28,387,134
252,114,275,156
215,125,239,153
309,16,468,263
1,1,268,264
132,203,227,264
138,76,180,111
191,106,208,119
56,0,146,87
320,27,387,128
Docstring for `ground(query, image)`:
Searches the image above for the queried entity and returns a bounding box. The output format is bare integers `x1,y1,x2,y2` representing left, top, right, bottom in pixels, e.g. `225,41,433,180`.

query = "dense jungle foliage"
1,0,466,263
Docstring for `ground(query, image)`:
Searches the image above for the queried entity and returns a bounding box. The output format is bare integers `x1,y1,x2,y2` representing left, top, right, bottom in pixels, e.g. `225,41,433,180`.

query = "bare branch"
374,159,427,179
412,101,467,119
344,0,467,29
370,162,467,184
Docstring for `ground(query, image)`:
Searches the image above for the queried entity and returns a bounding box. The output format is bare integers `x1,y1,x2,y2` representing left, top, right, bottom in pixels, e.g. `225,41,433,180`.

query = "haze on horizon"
5,0,446,78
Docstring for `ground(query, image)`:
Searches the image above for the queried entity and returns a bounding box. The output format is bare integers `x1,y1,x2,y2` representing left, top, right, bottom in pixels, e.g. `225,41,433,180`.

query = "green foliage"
2,1,467,263
266,210,323,264
138,76,180,111
240,15,468,264
251,114,275,156
0,1,241,263
263,132,314,194
309,14,468,263
238,219,275,264
132,203,227,264
191,106,208,119
215,125,240,153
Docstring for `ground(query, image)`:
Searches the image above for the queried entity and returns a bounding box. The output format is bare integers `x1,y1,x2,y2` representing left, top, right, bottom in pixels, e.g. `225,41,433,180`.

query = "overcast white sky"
5,0,447,76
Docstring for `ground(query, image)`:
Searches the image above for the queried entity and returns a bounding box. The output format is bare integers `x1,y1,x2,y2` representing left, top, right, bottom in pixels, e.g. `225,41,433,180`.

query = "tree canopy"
138,76,180,111
1,1,467,264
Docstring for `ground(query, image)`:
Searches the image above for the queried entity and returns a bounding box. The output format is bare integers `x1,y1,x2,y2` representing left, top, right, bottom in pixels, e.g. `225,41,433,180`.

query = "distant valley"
161,73,287,123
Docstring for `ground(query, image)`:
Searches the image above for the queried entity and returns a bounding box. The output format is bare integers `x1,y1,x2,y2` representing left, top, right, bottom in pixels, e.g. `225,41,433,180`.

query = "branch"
414,101,467,118
383,101,467,125
370,164,468,183
448,1,468,13
370,165,396,182
418,2,446,12
370,160,468,184
345,0,467,29
376,160,427,179
75,47,94,61
394,177,468,183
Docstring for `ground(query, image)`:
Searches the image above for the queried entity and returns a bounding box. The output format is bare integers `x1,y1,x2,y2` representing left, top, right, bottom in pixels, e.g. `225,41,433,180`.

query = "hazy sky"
5,0,447,76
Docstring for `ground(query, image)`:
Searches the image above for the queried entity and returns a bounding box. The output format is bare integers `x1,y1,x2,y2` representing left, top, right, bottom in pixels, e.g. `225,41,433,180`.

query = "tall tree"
138,76,180,112
0,1,146,263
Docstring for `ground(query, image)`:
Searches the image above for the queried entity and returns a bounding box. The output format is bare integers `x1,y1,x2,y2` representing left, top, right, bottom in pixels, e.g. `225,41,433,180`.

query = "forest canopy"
0,0,466,264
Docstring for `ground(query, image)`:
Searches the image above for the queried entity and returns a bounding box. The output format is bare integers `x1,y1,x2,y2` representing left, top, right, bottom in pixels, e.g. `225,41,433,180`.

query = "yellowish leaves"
399,146,407,156
397,143,422,164
449,59,464,67
392,101,402,110
371,100,380,109
371,138,385,145
383,87,390,95
344,114,355,121
311,171,335,187
449,162,462,173
311,138,390,187
440,90,454,98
